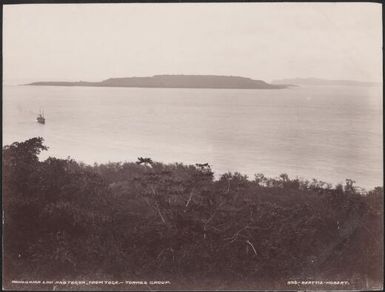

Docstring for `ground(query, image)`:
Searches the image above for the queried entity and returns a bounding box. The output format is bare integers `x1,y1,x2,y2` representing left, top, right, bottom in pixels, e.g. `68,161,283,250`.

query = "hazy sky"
3,3,382,84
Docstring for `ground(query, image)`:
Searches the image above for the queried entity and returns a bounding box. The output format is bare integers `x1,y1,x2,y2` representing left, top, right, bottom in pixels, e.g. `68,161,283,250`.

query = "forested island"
3,138,383,290
28,75,289,89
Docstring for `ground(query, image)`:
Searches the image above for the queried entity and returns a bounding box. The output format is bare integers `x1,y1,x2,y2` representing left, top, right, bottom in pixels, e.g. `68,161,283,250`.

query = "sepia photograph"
2,2,383,291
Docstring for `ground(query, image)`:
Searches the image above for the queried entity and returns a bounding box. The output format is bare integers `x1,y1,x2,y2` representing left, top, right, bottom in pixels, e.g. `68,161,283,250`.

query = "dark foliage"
2,138,383,289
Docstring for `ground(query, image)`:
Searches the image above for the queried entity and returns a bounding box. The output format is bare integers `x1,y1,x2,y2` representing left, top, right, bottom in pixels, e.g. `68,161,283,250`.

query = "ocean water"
3,84,383,189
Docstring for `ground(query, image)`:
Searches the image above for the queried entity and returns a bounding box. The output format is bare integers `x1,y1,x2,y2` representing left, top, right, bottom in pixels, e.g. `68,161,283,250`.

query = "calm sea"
3,84,383,189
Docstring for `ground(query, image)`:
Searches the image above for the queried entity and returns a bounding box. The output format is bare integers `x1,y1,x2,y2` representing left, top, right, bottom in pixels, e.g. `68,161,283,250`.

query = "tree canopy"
3,138,383,290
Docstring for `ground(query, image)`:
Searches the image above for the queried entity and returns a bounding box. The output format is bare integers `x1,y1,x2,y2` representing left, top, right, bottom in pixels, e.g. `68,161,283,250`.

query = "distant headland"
272,78,380,87
27,75,290,89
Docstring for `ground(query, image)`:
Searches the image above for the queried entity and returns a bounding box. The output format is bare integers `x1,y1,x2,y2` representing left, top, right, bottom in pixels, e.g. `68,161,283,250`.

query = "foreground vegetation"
3,137,383,290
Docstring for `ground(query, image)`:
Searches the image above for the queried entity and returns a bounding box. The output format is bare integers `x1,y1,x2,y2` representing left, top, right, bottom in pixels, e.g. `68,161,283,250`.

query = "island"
27,75,290,89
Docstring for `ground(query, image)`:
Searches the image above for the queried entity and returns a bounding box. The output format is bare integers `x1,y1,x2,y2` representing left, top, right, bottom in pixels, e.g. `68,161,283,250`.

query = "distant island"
272,78,380,87
27,75,290,89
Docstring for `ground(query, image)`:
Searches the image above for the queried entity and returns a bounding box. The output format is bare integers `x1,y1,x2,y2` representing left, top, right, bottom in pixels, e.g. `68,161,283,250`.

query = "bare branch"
185,189,194,208
225,225,249,242
245,240,258,256
150,186,157,197
155,202,167,225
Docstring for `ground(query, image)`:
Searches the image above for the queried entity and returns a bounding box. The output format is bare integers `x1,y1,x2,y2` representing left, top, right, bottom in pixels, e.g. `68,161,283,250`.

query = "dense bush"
2,137,383,289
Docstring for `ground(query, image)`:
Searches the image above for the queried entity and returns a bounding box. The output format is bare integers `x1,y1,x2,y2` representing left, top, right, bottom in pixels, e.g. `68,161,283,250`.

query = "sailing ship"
37,110,45,124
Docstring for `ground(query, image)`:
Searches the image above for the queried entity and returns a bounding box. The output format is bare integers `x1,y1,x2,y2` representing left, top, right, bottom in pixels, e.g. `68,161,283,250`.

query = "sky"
3,3,383,84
